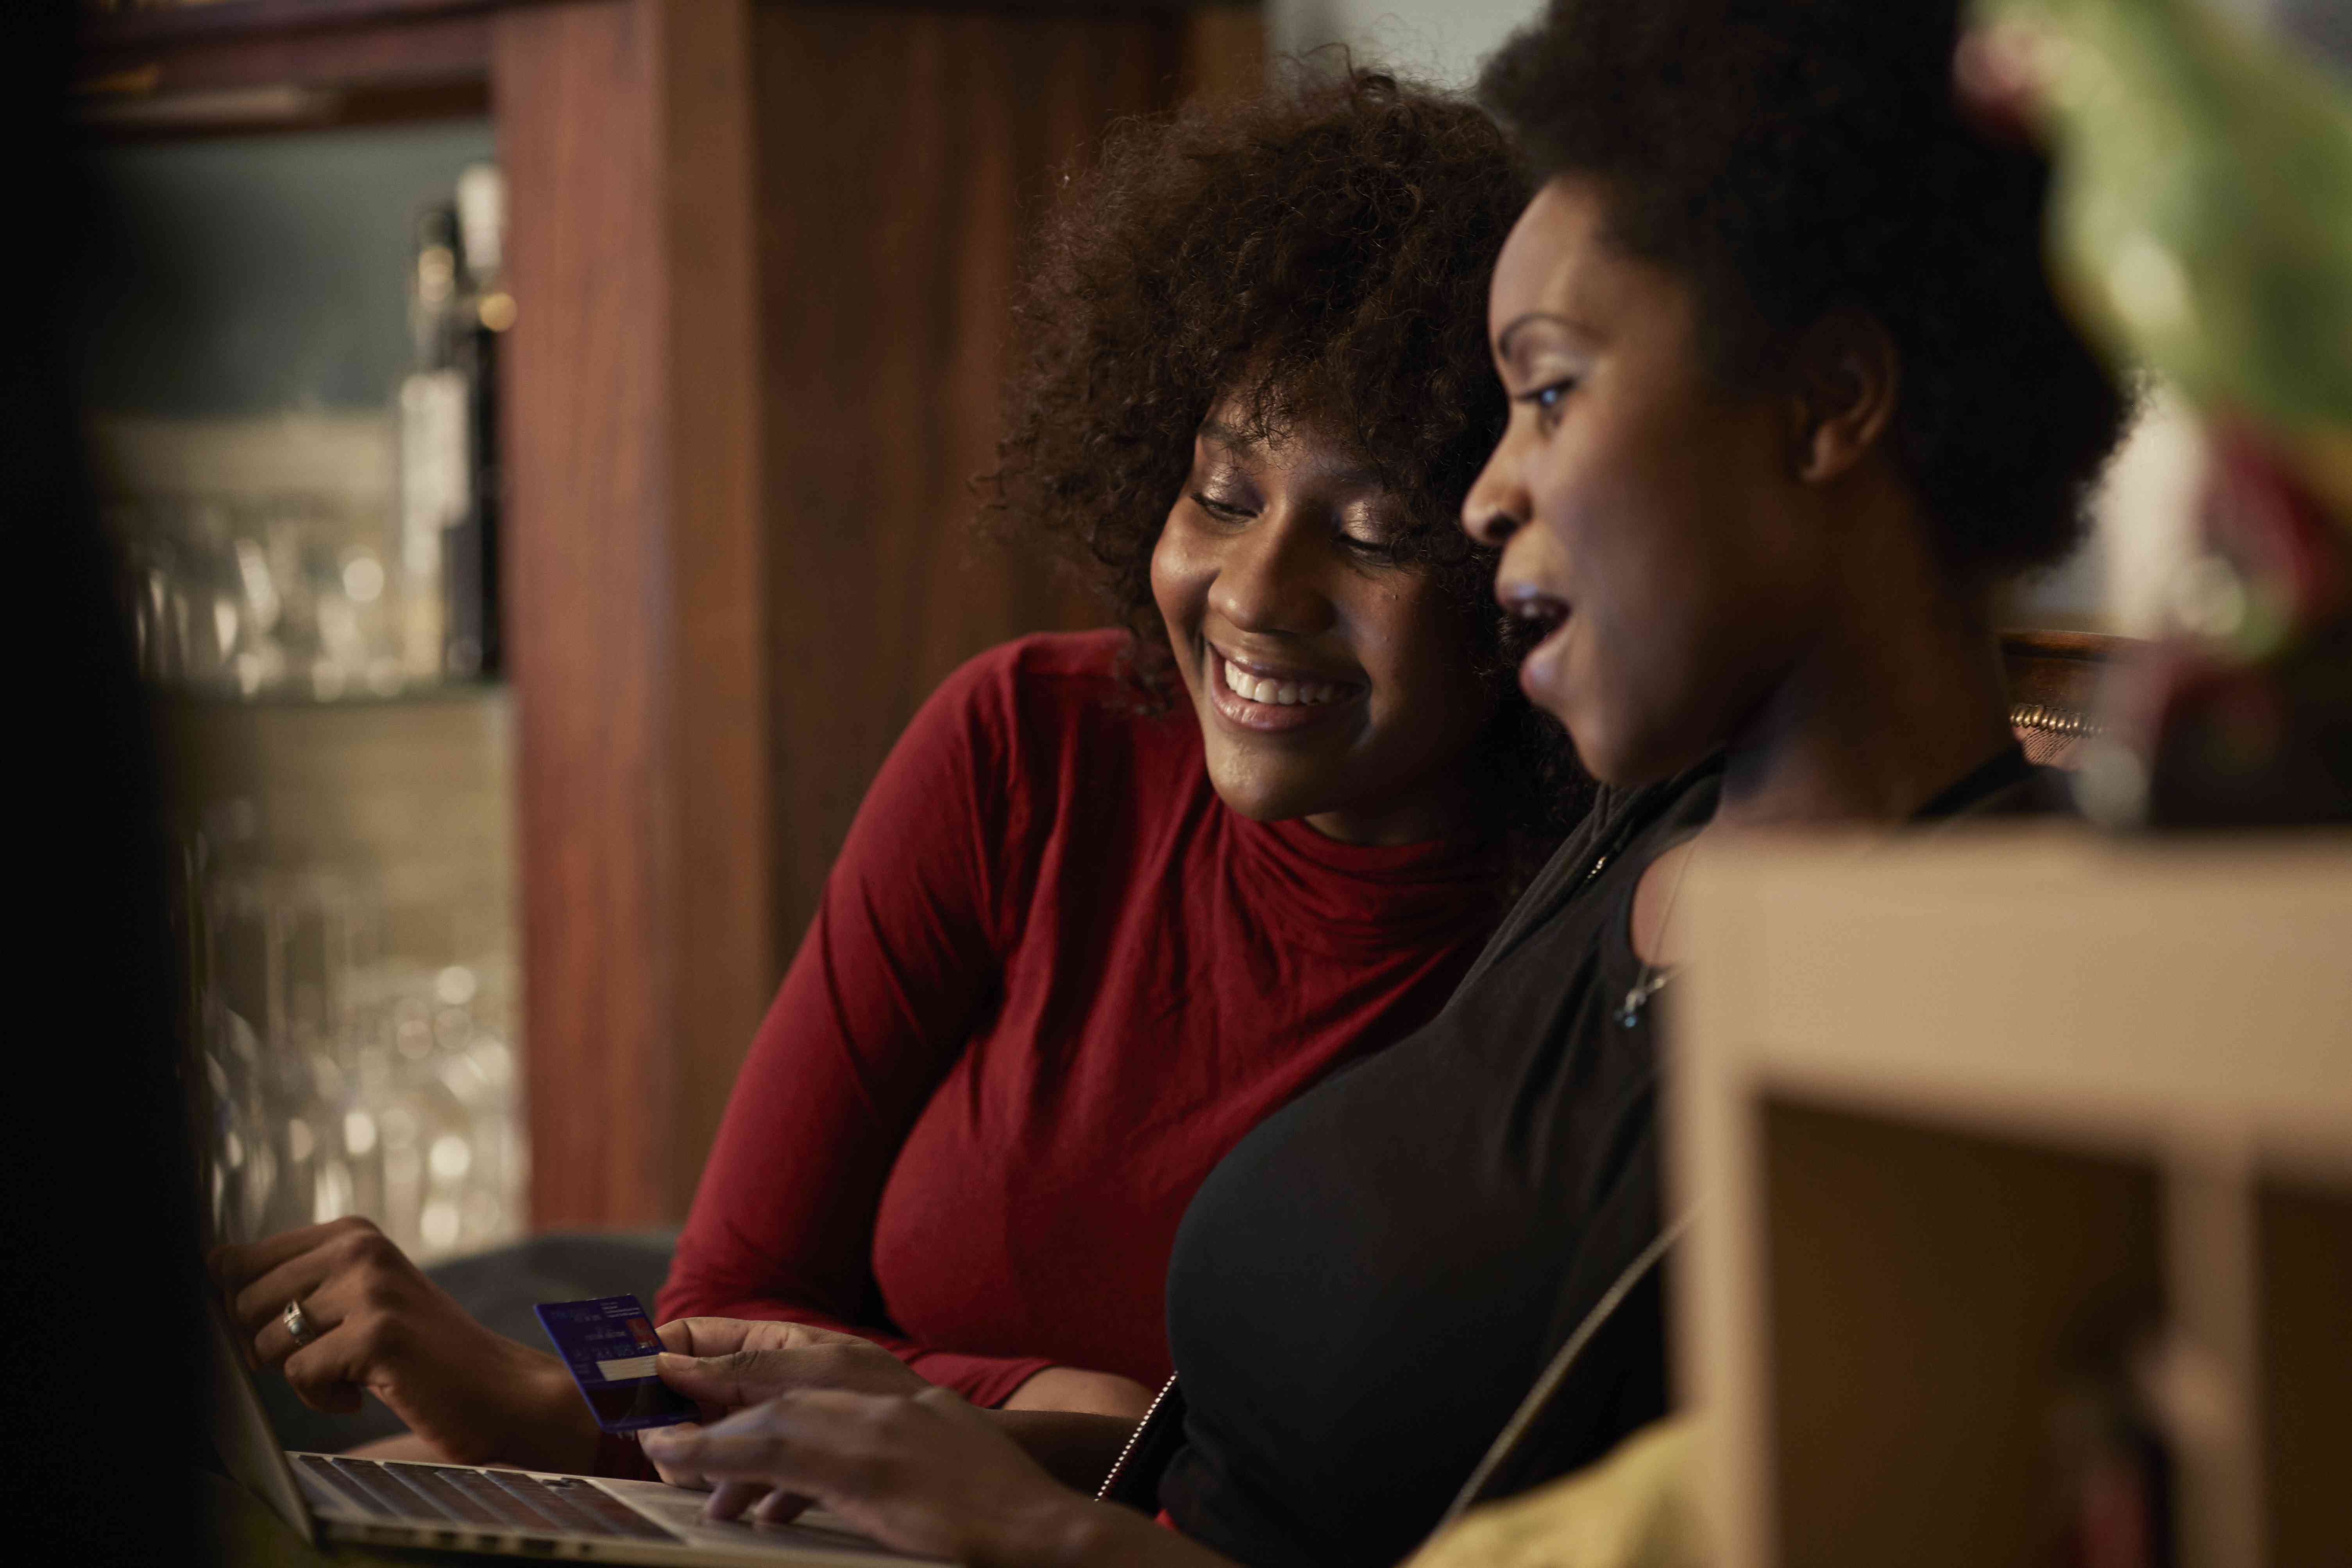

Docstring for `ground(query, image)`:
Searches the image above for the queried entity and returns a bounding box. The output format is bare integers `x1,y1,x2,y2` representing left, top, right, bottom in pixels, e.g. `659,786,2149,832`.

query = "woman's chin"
1205,774,1316,824
1550,699,1647,791
1574,714,1721,794
1515,662,1579,737
1198,722,1351,824
1524,656,1662,788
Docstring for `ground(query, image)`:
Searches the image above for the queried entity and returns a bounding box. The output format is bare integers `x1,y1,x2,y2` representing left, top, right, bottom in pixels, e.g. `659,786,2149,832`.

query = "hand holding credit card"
533,1295,699,1433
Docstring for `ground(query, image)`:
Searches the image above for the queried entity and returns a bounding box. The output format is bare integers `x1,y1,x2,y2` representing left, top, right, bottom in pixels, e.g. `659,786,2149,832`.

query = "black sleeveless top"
1156,749,2049,1567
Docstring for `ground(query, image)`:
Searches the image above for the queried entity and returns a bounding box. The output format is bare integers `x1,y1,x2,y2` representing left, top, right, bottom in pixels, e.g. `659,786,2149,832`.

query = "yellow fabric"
1401,1418,1706,1568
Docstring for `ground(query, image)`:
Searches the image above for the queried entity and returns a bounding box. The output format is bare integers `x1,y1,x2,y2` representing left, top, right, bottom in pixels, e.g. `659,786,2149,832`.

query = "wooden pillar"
754,2,1262,971
501,0,1260,1231
498,0,771,1230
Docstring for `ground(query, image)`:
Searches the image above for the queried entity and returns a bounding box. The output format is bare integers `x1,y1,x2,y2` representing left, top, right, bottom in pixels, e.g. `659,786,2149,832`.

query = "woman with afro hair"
212,70,1581,1473
628,0,2127,1564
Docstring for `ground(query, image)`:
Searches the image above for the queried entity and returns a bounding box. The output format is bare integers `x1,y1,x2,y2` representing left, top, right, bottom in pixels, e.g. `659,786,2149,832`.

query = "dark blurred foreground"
4,5,202,1561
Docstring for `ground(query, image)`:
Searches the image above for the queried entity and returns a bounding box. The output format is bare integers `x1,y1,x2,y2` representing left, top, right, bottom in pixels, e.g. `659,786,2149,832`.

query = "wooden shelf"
77,1,512,115
84,0,520,47
1675,828,2352,1568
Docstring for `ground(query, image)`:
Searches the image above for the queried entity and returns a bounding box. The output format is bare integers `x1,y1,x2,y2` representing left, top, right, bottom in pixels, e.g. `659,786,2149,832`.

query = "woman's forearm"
1000,1366,1158,1420
362,1345,606,1476
655,1281,1058,1410
985,1409,1143,1494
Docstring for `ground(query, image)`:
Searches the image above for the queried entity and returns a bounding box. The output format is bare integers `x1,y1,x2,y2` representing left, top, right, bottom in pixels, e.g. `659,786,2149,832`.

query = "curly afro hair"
1480,0,2127,576
986,66,1590,839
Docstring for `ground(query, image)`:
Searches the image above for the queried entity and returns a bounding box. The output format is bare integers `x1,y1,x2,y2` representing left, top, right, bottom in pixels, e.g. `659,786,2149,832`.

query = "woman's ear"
1784,309,1901,485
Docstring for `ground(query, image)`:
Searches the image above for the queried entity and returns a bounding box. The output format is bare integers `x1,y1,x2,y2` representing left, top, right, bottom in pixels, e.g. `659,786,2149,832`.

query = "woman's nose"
1461,436,1527,549
1209,510,1334,635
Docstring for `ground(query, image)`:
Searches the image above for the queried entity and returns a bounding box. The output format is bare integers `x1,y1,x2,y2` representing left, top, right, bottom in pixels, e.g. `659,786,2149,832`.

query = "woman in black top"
635,2,2126,1564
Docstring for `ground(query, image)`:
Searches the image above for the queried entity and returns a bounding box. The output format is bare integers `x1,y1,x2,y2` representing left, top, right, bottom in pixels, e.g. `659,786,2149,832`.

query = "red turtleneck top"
659,631,1510,1406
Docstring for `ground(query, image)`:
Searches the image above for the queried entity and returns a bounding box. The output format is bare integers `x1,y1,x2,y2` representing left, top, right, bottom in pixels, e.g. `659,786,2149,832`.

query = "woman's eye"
1192,491,1250,522
1516,379,1577,431
1340,531,1402,564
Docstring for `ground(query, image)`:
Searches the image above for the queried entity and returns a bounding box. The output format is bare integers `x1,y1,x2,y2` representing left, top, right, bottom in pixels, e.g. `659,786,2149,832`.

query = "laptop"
202,1282,944,1564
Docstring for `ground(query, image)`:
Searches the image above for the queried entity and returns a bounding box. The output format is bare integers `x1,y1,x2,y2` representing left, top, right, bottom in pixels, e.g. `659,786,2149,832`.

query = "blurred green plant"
1967,0,2352,823
1973,0,2352,518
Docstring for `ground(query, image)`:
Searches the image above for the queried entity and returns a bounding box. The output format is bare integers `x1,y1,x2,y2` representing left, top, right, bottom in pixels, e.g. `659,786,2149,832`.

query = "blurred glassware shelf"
168,678,523,1264
159,678,509,713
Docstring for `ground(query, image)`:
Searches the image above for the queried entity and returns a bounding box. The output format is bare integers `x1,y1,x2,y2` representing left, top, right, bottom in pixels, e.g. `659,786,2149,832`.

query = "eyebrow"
1195,418,1384,489
1494,311,1587,363
1195,418,1257,453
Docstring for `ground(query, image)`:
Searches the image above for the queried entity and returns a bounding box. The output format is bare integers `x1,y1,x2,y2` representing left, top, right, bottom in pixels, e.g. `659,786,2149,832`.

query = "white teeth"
1223,656,1348,707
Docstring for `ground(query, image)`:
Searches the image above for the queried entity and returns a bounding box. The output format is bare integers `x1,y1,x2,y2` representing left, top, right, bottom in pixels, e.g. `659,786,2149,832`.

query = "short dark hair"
1480,0,2127,575
986,67,1588,838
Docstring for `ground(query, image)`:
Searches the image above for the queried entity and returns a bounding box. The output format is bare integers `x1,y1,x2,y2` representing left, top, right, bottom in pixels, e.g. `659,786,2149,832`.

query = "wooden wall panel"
499,0,667,1230
644,0,773,1229
755,2,1259,967
499,0,770,1228
501,0,1259,1229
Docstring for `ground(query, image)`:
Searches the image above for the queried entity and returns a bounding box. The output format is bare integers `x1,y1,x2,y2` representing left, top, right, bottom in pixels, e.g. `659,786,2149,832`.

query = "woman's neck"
1304,769,1480,846
1714,487,2018,830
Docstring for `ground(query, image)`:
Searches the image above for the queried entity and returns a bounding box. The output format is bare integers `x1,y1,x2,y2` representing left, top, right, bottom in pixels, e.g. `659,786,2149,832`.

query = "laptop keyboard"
293,1454,677,1540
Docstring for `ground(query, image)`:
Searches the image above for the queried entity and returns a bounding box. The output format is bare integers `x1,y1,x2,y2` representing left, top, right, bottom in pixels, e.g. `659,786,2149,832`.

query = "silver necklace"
1615,834,1701,1028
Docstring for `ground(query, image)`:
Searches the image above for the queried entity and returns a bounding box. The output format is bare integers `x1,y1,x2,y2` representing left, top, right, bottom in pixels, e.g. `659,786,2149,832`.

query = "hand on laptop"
640,1317,927,1491
209,1218,599,1474
639,1386,1197,1567
649,1313,1155,1425
651,1316,929,1412
653,1319,1154,1421
647,1318,1147,1505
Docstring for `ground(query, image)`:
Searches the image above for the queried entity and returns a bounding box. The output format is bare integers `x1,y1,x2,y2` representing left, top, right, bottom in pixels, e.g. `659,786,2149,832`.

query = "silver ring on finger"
283,1297,317,1348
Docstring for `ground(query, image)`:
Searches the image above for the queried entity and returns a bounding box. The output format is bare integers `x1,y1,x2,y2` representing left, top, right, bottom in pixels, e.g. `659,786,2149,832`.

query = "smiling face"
1462,176,1836,787
1150,400,1496,844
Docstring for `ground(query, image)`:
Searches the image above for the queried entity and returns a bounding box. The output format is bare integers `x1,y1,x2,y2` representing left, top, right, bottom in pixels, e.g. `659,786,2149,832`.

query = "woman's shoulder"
954,625,1139,683
962,627,1135,697
933,629,1193,758
905,631,1202,914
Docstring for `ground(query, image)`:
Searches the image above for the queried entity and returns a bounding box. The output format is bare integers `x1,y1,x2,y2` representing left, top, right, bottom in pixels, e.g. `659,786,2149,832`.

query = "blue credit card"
533,1295,698,1433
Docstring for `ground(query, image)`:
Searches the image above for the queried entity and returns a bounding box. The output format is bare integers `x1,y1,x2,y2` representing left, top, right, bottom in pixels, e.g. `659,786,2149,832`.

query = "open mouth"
1206,643,1364,731
1218,654,1354,708
1502,586,1571,646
